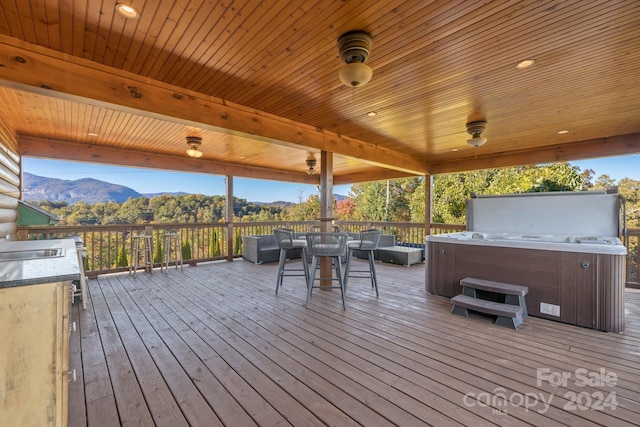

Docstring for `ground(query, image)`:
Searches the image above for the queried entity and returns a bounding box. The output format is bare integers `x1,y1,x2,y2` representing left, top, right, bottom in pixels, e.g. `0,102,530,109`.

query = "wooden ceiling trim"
428,133,640,175
82,0,103,63
357,0,509,76
186,1,298,93
12,1,35,42
207,0,379,102
0,36,426,174
173,0,257,89
17,135,322,184
101,5,138,65
0,2,17,38
190,6,315,98
109,4,149,70
148,1,230,79
70,0,87,57
360,1,623,103
244,1,462,114
334,169,417,186
89,2,119,64
0,87,394,177
0,115,18,154
134,1,202,76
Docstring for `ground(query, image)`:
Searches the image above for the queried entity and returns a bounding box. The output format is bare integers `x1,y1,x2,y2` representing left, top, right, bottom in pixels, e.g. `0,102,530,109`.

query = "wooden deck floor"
68,259,640,426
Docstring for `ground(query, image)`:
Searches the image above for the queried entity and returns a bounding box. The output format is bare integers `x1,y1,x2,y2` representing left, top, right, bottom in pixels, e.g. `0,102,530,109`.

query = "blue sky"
23,154,638,203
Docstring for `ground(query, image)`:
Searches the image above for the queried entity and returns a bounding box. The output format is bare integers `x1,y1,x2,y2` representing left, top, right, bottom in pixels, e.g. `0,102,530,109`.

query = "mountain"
23,172,142,204
22,172,349,205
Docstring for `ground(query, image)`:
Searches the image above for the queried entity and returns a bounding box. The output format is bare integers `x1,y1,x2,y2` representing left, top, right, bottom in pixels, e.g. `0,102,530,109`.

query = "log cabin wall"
0,118,20,240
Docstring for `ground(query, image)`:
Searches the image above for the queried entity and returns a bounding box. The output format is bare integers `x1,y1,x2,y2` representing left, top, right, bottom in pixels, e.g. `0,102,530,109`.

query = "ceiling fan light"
466,136,487,147
186,136,203,158
186,147,203,158
465,120,487,147
337,30,373,87
306,154,317,174
338,62,373,87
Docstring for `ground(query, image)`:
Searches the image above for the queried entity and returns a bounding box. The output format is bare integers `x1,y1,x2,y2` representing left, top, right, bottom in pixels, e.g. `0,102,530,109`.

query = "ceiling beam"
428,133,640,175
0,35,427,176
334,169,417,185
18,136,321,184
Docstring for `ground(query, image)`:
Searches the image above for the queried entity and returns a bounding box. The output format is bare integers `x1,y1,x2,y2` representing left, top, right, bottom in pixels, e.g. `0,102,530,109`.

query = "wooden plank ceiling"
0,0,638,185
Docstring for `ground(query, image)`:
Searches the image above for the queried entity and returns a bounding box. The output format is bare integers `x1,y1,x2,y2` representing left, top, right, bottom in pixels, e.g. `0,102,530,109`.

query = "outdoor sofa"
242,232,397,265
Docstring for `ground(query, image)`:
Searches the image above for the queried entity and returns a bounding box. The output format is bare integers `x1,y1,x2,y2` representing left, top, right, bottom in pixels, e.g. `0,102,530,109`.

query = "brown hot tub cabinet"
425,191,627,333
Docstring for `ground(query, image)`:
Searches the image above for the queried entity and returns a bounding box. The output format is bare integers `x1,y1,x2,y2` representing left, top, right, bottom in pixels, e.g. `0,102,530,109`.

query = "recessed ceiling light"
87,132,99,136
115,3,140,19
367,111,377,117
557,130,569,134
516,59,535,69
451,148,459,152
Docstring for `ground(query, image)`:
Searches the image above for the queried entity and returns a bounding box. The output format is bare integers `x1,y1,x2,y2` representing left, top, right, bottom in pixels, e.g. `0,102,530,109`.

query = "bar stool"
274,228,309,294
130,233,153,276
343,228,381,297
161,232,183,273
74,239,88,310
305,232,349,309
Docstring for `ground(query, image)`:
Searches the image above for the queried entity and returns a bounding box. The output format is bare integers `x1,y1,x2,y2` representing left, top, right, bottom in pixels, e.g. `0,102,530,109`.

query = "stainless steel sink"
0,248,65,261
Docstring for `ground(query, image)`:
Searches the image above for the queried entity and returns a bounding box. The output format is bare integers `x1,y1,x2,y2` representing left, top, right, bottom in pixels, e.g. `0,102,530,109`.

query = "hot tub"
425,191,627,332
430,231,625,254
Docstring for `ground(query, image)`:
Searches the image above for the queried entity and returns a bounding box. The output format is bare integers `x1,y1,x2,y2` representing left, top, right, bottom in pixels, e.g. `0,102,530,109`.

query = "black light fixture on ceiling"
186,136,203,158
466,121,488,147
306,153,317,175
337,30,373,88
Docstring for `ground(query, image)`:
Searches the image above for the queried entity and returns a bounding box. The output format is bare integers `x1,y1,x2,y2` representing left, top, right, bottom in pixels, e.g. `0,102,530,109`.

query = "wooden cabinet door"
427,242,456,296
561,252,597,328
0,281,69,427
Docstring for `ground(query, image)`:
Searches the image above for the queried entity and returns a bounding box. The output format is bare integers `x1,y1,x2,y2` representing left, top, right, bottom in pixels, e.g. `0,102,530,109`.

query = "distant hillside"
142,192,189,198
23,172,143,204
22,172,348,205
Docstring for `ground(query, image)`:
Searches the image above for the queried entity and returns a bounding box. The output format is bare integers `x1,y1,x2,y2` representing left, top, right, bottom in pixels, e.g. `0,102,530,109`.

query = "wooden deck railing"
17,221,638,287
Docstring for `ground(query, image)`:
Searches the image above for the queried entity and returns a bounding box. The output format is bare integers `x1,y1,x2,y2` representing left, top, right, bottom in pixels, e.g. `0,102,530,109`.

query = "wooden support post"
424,173,431,236
320,151,333,284
226,175,234,261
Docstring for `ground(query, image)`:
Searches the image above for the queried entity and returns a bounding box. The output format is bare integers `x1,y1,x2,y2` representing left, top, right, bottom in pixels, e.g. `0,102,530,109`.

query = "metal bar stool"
274,228,309,294
73,237,88,309
343,228,381,297
305,232,349,309
161,232,183,273
130,233,153,276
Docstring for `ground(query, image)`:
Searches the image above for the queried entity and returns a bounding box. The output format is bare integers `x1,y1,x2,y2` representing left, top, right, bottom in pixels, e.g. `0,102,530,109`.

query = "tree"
618,177,640,227
285,194,320,220
592,174,617,190
116,246,128,268
350,181,388,221
335,198,356,220
182,241,192,260
153,239,163,264
409,163,585,224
